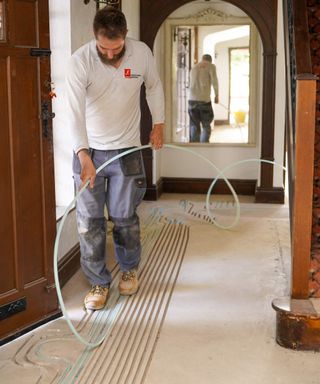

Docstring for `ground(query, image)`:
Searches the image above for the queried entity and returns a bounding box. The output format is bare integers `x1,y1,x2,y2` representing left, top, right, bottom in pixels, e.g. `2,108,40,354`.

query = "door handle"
41,101,55,138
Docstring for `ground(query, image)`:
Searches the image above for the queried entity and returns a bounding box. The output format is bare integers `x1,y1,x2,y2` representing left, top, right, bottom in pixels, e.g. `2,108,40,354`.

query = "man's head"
202,54,213,63
94,6,127,39
93,7,128,64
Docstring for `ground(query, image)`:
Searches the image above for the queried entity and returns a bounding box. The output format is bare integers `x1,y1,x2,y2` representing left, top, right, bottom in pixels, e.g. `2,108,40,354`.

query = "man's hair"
93,6,127,39
202,54,212,63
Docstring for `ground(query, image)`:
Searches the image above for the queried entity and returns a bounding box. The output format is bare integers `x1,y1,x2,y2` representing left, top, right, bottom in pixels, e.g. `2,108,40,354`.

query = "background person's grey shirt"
188,60,219,103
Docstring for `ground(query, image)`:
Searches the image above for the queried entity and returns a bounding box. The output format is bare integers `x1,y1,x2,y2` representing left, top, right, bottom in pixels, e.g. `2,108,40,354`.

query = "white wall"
70,0,95,53
49,0,72,209
50,0,96,210
198,24,238,59
56,210,78,261
122,0,140,39
50,0,96,259
153,20,165,184
273,0,286,187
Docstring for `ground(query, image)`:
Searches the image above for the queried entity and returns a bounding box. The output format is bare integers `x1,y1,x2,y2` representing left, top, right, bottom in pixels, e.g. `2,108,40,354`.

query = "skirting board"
145,178,285,204
255,186,285,204
58,243,81,288
161,177,257,195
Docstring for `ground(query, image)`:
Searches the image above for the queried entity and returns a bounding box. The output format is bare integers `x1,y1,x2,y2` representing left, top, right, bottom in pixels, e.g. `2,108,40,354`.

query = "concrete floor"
0,194,319,384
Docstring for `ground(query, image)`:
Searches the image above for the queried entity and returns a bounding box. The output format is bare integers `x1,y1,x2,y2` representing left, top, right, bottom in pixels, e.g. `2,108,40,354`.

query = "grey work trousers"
73,148,146,287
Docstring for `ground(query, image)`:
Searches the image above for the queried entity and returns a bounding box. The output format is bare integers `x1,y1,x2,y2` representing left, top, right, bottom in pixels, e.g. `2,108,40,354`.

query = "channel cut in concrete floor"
0,194,319,384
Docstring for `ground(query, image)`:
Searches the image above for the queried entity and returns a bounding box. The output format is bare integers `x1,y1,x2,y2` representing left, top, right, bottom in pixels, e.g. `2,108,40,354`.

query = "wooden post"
291,78,317,298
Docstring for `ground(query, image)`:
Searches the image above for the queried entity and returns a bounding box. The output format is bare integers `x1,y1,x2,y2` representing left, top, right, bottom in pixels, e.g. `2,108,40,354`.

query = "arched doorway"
140,0,282,203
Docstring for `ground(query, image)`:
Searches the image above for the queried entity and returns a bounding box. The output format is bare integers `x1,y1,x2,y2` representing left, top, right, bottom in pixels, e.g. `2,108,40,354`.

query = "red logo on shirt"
124,68,131,78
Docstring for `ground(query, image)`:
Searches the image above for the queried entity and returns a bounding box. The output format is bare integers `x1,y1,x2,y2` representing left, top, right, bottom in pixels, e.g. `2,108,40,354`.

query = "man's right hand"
77,149,96,189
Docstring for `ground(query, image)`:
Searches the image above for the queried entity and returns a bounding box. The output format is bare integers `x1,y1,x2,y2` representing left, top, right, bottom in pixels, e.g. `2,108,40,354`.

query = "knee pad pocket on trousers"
77,216,106,245
111,216,140,249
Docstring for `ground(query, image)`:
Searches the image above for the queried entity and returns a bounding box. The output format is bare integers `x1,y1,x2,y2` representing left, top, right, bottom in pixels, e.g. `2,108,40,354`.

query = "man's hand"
149,123,164,150
77,149,96,189
214,95,219,104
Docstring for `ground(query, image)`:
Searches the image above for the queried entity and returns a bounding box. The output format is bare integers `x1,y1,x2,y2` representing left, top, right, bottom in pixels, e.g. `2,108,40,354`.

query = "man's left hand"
149,123,164,150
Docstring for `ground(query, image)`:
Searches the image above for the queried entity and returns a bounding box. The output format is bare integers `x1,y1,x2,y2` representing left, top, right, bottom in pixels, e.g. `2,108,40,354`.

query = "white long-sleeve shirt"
65,38,165,153
188,60,219,102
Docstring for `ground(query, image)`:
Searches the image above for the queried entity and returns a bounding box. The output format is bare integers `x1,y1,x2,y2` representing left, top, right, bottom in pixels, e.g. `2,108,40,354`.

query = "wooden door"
0,0,58,341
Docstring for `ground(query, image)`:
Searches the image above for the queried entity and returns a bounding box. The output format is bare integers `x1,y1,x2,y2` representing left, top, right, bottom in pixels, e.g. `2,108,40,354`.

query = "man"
188,54,219,143
65,7,164,310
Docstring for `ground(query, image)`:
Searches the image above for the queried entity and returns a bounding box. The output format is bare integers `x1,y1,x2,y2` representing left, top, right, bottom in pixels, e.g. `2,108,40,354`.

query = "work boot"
84,285,109,310
119,270,139,296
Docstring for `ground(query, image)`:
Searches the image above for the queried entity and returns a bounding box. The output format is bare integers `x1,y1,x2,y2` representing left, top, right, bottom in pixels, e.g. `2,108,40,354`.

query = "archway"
140,0,282,203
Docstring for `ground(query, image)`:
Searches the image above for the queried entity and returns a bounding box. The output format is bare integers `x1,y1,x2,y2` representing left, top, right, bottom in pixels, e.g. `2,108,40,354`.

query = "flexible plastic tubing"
205,158,287,229
53,143,286,348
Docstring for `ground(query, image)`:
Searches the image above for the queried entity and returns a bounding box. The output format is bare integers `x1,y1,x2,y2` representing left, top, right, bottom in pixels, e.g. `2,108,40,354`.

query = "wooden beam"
291,79,317,298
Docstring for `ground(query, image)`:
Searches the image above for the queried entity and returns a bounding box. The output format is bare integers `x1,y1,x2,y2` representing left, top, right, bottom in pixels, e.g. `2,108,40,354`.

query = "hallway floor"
0,194,319,384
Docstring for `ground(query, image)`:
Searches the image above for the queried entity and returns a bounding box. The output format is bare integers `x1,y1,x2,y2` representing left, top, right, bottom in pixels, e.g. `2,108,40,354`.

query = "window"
229,47,250,141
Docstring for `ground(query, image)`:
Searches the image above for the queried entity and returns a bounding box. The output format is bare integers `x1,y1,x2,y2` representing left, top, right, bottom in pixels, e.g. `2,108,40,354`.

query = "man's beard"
96,45,126,65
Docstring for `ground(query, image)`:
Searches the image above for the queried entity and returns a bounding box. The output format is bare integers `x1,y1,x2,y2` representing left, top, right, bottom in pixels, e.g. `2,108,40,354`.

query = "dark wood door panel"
11,0,38,47
0,56,16,294
10,56,46,284
0,0,58,340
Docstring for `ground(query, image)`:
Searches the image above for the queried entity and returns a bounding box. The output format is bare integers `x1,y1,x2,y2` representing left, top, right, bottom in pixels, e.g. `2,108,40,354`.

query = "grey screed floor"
0,194,319,384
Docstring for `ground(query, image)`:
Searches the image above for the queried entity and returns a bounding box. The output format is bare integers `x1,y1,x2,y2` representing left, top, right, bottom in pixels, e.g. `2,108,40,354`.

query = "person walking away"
188,54,219,143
